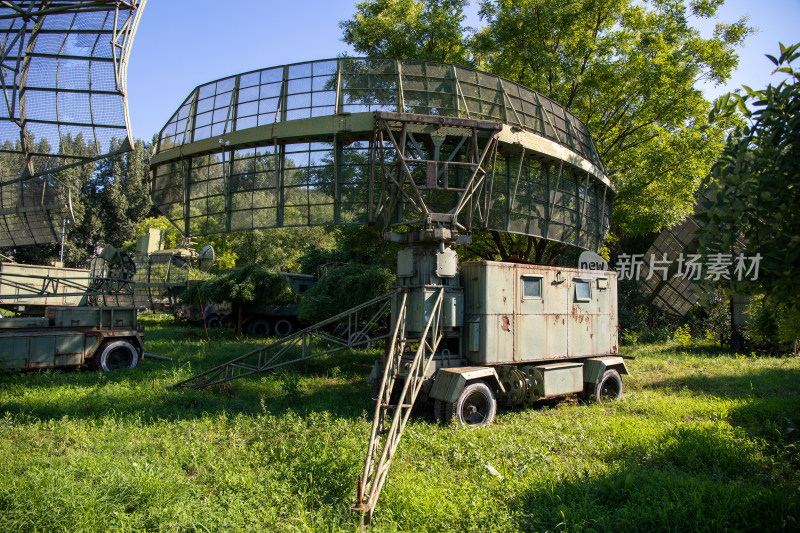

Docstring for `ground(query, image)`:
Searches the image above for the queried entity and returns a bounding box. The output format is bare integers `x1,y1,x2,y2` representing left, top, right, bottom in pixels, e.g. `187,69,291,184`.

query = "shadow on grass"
643,367,800,400
507,423,799,533
0,339,381,423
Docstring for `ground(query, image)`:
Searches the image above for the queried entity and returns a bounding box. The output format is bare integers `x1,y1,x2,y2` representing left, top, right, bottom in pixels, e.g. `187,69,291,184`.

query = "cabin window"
574,279,591,301
522,276,542,298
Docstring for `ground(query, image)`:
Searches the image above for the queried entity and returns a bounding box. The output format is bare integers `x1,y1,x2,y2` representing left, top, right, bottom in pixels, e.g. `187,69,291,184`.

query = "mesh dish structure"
0,1,147,247
640,216,704,316
639,188,738,316
152,58,615,252
132,249,200,312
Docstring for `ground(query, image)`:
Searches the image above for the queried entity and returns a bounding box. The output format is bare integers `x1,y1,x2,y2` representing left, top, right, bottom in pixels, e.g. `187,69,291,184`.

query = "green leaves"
699,42,800,313
340,0,471,65
297,263,395,323
342,0,753,241
181,264,298,307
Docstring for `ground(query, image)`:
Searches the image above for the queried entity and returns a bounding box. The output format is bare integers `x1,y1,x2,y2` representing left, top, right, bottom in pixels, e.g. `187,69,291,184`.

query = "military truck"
370,257,628,426
0,306,144,372
180,272,316,337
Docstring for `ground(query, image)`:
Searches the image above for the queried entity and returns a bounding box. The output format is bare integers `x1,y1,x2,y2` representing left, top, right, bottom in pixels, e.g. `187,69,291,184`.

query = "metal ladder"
353,288,445,522
173,290,395,389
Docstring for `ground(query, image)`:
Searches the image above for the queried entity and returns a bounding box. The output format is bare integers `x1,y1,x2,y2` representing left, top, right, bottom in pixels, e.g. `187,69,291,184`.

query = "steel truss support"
353,288,445,522
371,111,501,236
173,290,396,390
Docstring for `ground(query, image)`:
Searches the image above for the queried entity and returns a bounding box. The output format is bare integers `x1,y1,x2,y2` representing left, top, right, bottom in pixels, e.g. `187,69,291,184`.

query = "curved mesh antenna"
151,58,615,252
639,187,742,316
0,1,147,247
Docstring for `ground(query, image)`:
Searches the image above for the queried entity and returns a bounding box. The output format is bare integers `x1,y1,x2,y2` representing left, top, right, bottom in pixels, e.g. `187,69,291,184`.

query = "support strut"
353,288,445,522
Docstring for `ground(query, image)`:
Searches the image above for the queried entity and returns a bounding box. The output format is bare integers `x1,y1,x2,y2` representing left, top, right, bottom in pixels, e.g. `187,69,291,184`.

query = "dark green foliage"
298,226,399,276
298,246,351,276
181,264,298,308
701,43,800,317
297,263,395,323
341,0,471,64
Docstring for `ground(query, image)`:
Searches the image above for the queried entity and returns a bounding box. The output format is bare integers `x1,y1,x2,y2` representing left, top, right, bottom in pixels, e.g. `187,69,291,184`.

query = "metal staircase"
353,288,445,522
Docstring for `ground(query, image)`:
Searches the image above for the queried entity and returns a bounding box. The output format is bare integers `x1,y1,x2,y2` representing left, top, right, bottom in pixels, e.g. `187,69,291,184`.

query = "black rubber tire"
94,340,138,372
273,319,293,337
205,314,223,328
594,369,623,403
247,318,270,337
445,380,497,427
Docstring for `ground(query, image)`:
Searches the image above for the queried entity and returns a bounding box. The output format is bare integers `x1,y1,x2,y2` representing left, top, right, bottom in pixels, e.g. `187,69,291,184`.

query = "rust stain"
501,316,510,331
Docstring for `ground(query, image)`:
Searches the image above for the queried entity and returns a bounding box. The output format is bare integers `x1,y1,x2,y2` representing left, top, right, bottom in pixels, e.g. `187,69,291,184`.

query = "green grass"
1,314,798,532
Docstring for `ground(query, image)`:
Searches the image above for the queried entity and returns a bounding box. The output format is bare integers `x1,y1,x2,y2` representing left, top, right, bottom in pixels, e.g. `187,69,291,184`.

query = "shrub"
298,263,395,323
674,324,692,347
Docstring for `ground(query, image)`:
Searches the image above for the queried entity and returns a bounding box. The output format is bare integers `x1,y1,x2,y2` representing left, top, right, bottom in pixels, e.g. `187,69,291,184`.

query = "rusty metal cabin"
462,261,618,365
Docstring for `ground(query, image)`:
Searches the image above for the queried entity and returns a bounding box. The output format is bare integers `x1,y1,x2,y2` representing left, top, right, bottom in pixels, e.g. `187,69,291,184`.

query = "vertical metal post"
59,218,67,263
396,59,404,113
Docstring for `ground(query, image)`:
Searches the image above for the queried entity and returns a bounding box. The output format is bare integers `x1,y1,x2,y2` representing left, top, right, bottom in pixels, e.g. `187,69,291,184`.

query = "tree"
297,262,396,324
342,0,751,261
341,0,471,64
181,263,298,335
699,43,800,341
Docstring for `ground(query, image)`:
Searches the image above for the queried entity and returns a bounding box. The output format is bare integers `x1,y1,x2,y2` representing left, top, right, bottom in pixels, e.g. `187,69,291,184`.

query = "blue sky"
126,0,800,142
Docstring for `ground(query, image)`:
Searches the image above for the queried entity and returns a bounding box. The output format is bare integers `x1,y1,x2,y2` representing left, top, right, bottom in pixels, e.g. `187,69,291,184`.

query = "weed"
0,320,798,531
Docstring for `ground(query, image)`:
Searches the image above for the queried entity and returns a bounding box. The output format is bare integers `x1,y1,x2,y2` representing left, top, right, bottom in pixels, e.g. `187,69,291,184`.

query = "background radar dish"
198,245,215,271
0,1,147,247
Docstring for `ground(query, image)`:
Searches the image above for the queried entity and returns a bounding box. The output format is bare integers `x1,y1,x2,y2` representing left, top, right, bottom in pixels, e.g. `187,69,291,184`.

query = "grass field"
1,314,799,532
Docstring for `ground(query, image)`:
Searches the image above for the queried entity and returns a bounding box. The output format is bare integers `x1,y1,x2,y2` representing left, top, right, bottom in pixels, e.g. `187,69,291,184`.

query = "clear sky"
126,0,800,142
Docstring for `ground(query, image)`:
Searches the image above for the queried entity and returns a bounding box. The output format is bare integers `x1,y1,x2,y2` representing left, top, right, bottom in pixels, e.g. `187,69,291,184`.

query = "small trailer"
0,306,144,372
368,259,628,426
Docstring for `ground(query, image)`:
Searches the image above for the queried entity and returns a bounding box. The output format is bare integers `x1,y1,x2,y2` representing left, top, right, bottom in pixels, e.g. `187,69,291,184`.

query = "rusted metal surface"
0,306,143,370
462,261,618,364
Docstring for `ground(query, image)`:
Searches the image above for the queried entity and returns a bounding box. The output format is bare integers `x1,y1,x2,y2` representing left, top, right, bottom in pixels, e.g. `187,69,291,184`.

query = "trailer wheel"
592,369,623,403
94,340,138,372
441,380,497,427
274,319,293,337
349,331,372,350
248,318,270,337
205,314,223,328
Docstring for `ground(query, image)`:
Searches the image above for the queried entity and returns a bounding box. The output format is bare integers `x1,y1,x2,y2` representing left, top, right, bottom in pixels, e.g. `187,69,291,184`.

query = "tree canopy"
699,43,800,319
297,263,396,324
341,0,751,260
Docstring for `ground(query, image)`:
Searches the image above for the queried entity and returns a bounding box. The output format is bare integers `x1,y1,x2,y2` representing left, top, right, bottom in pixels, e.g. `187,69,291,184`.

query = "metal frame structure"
0,244,135,312
0,1,147,247
639,187,744,316
151,58,614,252
174,290,395,389
355,289,444,519
160,58,619,522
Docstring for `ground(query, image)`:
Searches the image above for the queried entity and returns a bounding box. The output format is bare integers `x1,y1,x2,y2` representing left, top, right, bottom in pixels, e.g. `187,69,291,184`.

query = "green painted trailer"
0,306,144,372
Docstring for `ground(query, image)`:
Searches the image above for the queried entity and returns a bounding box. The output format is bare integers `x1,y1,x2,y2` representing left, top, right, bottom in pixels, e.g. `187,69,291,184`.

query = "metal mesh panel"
158,58,604,171
133,250,199,312
153,58,613,251
0,1,146,247
639,188,720,316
